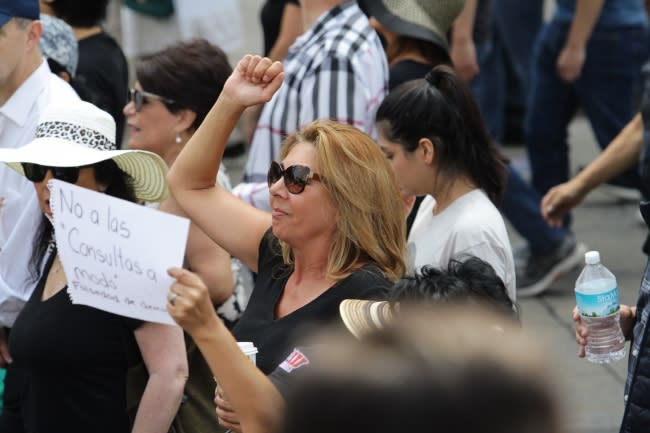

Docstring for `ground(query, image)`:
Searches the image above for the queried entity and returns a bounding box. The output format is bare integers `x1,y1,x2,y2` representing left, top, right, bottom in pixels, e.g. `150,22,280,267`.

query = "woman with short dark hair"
124,39,254,433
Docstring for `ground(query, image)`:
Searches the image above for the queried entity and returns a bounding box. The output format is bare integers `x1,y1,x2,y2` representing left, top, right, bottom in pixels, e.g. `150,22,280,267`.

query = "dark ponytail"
376,65,507,205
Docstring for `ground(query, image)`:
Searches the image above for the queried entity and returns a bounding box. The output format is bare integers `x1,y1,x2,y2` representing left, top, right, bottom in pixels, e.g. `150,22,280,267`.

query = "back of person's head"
284,309,561,433
339,256,517,339
136,39,232,132
376,65,507,205
279,120,406,282
392,256,518,320
46,0,109,27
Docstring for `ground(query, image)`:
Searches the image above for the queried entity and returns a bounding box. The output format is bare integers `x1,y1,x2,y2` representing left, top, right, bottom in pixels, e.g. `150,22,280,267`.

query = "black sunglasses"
21,163,82,184
267,161,322,194
128,88,175,112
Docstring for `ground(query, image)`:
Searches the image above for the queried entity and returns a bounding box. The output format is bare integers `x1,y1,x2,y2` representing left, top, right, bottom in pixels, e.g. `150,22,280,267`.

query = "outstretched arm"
542,113,643,226
167,56,284,272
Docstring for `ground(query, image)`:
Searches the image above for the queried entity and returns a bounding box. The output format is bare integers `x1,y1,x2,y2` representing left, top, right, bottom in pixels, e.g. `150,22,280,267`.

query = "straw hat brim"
0,137,168,202
339,299,395,339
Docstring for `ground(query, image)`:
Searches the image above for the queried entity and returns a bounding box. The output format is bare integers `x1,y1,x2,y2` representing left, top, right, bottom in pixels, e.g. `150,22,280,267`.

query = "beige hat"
0,100,168,202
339,299,397,339
364,0,465,52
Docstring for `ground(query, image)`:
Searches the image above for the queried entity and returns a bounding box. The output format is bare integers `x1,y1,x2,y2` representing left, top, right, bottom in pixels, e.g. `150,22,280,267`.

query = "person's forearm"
451,0,477,44
565,0,605,49
268,3,302,62
131,372,186,433
572,113,643,195
167,95,245,193
193,317,285,433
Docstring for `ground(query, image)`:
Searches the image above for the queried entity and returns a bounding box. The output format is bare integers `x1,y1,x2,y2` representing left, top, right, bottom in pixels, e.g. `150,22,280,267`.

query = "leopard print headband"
35,121,115,151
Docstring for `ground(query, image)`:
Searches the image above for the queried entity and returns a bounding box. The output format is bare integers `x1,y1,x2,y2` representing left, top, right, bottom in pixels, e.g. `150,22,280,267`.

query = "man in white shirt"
0,0,79,366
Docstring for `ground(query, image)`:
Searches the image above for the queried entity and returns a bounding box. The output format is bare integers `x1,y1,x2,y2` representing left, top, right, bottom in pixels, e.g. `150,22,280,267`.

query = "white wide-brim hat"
0,100,168,202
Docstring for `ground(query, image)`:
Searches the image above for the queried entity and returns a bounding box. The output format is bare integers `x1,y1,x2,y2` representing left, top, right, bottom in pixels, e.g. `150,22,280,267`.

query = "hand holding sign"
49,179,189,325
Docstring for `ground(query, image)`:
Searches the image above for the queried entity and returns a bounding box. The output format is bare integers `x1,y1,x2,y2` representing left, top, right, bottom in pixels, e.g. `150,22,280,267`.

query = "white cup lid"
237,341,258,355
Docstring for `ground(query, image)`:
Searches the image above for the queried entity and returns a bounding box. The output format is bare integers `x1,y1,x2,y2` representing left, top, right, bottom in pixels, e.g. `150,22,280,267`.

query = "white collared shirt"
0,60,79,327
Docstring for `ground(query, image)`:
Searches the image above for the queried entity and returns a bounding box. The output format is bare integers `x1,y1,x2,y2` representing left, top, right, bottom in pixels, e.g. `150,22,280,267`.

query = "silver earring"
175,133,182,144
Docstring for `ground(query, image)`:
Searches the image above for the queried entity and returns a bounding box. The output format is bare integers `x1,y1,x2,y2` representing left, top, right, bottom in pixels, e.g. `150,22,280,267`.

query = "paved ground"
503,116,645,433
223,115,645,433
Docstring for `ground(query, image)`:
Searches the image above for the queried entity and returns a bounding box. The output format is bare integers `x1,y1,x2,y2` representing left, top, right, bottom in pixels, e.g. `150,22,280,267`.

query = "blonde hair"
278,120,406,282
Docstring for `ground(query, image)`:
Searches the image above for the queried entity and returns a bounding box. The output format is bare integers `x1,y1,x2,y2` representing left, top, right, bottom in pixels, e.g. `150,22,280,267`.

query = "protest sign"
49,180,189,325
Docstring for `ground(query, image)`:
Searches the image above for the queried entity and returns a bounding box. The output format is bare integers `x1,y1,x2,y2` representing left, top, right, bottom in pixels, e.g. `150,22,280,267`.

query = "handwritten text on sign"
49,180,189,325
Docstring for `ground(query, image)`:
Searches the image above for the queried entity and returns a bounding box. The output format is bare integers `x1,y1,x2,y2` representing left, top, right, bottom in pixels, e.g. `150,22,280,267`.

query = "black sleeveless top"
9,253,140,433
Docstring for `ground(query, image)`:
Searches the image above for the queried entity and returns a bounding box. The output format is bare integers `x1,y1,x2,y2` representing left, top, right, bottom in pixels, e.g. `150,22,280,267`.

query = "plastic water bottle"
575,251,626,363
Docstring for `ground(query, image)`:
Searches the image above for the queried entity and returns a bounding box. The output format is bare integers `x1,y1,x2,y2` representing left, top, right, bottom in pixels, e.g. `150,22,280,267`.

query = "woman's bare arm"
167,56,284,272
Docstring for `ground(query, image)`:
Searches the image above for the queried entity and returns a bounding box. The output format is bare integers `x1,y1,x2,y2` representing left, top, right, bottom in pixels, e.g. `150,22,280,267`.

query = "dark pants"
0,328,25,433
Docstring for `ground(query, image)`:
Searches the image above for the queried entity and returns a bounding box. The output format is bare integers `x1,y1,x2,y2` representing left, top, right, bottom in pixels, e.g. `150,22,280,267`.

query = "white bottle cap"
585,251,600,265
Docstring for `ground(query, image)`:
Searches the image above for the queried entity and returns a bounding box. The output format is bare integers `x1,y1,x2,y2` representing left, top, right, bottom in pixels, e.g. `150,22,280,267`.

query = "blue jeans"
502,163,567,255
473,0,564,255
473,0,544,142
526,21,649,196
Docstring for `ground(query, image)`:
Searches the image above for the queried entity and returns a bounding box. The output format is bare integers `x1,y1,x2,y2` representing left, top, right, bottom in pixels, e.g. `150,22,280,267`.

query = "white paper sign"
49,180,189,325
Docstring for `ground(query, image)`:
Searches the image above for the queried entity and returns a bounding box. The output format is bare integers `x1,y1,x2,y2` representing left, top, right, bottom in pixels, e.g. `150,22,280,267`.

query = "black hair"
386,37,450,68
45,58,95,102
136,39,233,131
390,256,518,320
375,65,508,205
48,0,109,27
29,159,136,280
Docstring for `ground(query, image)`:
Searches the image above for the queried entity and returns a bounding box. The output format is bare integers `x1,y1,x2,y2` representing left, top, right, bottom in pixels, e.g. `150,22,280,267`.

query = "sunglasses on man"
22,163,83,184
127,88,175,112
267,161,322,194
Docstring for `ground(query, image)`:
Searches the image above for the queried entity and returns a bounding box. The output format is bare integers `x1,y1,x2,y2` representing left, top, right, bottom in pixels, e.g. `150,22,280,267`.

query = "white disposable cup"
237,341,258,365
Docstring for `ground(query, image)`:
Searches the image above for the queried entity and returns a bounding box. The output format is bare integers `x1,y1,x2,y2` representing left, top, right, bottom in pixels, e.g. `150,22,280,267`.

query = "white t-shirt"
407,190,516,301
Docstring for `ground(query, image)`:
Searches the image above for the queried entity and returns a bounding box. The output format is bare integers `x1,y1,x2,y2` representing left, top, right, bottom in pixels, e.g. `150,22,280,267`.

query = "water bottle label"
576,287,620,318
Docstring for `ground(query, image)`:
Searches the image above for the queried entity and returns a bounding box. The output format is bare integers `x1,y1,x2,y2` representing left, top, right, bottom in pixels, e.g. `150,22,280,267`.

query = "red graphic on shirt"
279,348,310,373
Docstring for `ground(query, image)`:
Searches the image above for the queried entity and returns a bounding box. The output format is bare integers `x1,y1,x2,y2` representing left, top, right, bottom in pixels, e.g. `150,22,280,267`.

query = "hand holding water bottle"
574,251,629,363
573,304,636,358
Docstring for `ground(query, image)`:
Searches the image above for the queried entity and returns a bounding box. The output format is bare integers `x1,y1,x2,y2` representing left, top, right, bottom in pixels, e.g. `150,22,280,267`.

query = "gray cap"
364,0,465,53
39,13,78,77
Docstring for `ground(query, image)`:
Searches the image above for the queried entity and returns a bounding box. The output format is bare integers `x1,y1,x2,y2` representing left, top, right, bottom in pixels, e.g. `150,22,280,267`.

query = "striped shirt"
235,1,388,210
